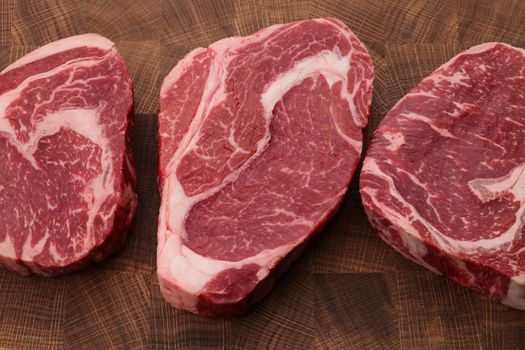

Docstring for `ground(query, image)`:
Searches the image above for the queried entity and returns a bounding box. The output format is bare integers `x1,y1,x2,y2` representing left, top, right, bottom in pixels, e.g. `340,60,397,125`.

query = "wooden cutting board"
0,0,524,349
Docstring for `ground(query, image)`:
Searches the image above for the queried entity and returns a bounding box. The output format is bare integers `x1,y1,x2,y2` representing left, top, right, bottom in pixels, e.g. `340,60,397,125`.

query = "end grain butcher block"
0,34,137,276
361,42,525,310
157,18,374,317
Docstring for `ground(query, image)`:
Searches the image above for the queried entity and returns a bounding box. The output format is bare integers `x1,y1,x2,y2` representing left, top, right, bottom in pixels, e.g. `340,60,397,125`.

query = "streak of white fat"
447,106,463,118
0,236,28,274
262,217,314,227
0,233,16,259
514,245,525,255
21,228,49,261
266,49,363,149
502,273,525,310
157,229,199,312
0,53,109,147
274,208,314,224
331,109,362,152
382,131,405,151
261,50,351,120
48,241,68,265
164,175,190,242
320,20,372,128
227,126,248,154
0,109,16,134
505,117,525,128
400,112,457,139
431,70,470,86
409,91,437,98
1,34,114,74
449,102,479,119
469,162,525,203
160,224,304,295
364,157,525,254
28,109,103,151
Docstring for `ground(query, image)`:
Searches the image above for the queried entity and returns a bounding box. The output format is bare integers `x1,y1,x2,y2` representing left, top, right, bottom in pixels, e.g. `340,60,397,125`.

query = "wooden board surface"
1,0,525,349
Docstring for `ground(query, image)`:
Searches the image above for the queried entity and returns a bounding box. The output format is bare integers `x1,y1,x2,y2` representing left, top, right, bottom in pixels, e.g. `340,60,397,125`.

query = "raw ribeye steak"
158,18,373,317
0,34,137,276
360,42,525,310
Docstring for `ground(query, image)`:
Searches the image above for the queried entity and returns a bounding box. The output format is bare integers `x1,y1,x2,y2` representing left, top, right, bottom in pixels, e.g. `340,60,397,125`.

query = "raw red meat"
158,18,373,317
0,34,137,276
360,43,525,310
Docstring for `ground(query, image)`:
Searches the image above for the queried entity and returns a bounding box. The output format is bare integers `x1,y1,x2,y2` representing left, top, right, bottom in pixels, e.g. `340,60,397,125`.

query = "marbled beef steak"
0,34,137,276
361,43,525,310
158,18,374,317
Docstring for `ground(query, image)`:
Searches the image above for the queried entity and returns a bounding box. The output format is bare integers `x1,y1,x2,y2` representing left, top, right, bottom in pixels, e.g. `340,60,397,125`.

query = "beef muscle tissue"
361,43,525,310
158,18,373,317
0,34,137,276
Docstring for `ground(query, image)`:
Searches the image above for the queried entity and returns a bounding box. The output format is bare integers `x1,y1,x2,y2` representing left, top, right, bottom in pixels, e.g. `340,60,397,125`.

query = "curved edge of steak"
0,34,137,276
157,18,374,317
360,42,525,310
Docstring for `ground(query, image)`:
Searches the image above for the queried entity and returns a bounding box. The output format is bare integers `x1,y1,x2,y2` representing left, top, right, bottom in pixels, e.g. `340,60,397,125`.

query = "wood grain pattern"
0,0,525,349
